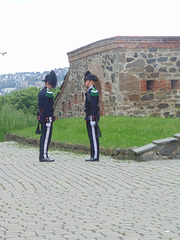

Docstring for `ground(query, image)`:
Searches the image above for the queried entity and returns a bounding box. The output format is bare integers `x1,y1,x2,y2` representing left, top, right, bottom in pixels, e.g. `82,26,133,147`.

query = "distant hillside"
0,67,69,95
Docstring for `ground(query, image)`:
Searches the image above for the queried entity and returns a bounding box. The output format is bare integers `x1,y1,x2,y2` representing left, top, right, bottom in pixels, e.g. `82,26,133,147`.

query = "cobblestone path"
0,141,180,240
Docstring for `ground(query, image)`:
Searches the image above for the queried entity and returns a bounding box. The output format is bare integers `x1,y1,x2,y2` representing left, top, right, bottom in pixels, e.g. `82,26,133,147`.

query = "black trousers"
86,120,99,160
39,122,53,159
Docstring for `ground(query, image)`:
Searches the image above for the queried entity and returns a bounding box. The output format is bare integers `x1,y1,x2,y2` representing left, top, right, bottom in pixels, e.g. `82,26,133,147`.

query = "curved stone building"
54,36,180,118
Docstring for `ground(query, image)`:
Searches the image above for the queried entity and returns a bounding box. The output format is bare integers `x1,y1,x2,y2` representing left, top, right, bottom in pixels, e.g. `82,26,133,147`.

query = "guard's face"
85,80,90,88
45,82,53,90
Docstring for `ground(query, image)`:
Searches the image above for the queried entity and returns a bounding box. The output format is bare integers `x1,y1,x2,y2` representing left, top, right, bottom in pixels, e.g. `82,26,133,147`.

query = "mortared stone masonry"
54,36,180,118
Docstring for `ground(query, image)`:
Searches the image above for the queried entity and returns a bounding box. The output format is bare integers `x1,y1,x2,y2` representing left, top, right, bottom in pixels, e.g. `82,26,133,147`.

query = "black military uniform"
84,73,100,161
38,70,57,162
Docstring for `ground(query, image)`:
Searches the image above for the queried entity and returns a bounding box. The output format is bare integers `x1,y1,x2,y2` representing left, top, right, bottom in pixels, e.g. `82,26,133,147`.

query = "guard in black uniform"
37,70,57,162
84,72,100,161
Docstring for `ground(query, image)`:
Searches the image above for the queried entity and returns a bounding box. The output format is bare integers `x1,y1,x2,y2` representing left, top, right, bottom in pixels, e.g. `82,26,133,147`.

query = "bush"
0,87,40,115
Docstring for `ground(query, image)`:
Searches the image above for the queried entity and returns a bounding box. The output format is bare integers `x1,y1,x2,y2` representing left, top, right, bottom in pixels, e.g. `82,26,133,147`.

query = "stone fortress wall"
54,36,180,118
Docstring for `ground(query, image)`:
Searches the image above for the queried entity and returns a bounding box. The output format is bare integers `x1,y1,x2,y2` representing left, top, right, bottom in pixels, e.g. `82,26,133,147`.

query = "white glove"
90,120,96,127
46,122,51,128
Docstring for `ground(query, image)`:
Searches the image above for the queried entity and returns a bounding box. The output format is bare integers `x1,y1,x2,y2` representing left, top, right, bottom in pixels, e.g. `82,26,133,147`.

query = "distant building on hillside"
0,68,68,95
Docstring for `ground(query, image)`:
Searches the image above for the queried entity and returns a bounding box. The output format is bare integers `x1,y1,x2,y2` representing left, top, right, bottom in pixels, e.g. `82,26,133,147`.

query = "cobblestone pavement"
0,141,180,240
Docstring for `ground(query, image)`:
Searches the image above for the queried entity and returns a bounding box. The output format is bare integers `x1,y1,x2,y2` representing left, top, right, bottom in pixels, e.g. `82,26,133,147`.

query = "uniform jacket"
38,87,54,123
85,85,99,121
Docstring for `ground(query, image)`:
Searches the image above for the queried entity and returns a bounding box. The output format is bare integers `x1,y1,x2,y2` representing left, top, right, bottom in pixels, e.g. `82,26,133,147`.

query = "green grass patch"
0,104,36,142
11,115,180,148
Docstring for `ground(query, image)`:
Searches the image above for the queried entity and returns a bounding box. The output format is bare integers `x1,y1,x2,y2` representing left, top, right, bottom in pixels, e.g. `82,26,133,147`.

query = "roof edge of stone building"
67,36,180,63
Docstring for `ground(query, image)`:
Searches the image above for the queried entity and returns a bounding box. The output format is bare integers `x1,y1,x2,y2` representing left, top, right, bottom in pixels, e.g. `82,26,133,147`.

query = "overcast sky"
0,0,179,74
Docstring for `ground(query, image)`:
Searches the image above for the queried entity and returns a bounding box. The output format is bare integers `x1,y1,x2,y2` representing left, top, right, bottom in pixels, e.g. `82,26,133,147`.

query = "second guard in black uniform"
37,70,57,162
84,72,101,161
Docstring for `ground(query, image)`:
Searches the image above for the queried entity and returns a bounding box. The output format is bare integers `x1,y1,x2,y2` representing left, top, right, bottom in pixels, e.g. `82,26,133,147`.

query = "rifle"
35,122,41,134
35,109,41,134
96,122,102,138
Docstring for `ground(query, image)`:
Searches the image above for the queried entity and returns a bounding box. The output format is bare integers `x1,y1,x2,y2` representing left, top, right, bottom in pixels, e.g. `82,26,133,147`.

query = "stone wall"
5,133,180,161
54,36,180,118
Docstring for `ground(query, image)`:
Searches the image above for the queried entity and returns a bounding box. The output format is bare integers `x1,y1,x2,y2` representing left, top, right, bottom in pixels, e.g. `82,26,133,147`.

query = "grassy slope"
11,116,180,149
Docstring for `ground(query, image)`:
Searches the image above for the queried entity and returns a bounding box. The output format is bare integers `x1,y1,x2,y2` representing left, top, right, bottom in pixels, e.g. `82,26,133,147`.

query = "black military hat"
84,71,97,82
44,70,57,88
86,74,97,81
84,71,91,82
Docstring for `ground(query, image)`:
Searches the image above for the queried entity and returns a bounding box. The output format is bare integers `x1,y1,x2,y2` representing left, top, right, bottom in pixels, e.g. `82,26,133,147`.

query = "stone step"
173,133,180,139
152,137,179,145
133,143,157,154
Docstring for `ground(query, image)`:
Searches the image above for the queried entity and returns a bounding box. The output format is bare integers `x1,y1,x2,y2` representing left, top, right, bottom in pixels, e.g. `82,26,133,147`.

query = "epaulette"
90,87,99,97
46,89,54,98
